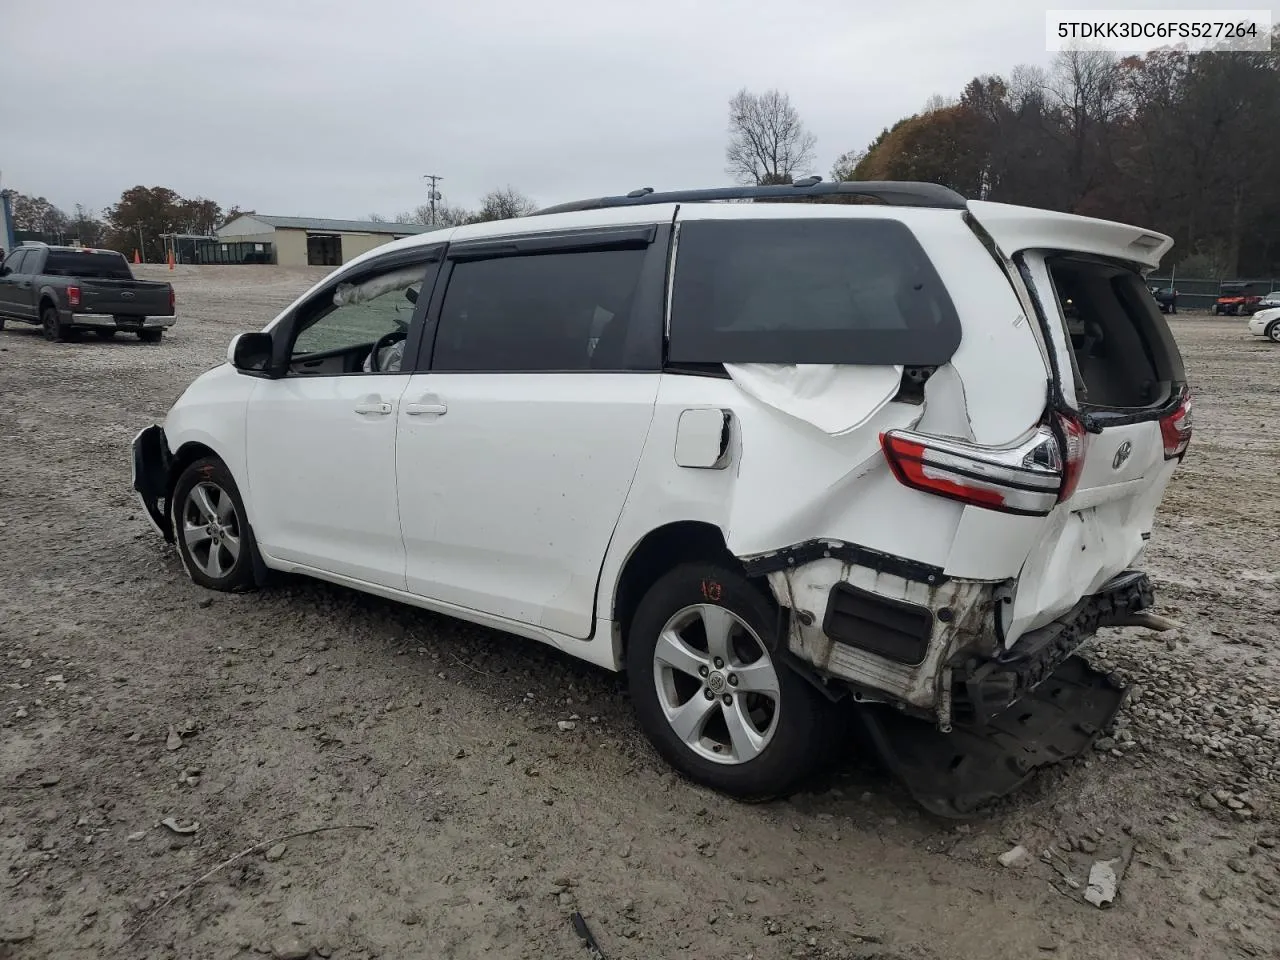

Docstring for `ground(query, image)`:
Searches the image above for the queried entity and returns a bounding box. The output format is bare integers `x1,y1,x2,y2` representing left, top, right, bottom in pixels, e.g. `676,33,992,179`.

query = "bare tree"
472,187,537,222
70,204,105,246
366,212,389,223
1047,48,1126,207
922,93,958,113
397,202,475,228
725,88,817,185
830,148,865,182
1009,64,1048,112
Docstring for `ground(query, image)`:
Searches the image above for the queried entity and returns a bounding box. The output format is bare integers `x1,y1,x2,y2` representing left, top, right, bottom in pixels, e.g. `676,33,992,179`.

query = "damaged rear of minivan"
630,197,1190,813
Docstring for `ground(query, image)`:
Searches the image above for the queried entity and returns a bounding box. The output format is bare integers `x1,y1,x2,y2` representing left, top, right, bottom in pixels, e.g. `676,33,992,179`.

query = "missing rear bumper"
951,571,1153,726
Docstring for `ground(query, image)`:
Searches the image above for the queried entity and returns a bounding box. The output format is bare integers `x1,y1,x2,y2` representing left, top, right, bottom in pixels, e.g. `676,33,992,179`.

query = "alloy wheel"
181,481,241,578
652,603,781,765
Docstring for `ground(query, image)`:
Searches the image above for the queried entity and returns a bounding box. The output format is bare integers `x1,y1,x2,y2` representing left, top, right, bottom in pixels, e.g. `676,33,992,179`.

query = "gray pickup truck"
0,244,176,342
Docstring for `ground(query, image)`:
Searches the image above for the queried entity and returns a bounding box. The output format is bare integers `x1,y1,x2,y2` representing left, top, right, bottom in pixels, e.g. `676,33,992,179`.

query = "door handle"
404,401,447,417
353,401,393,416
18,282,31,289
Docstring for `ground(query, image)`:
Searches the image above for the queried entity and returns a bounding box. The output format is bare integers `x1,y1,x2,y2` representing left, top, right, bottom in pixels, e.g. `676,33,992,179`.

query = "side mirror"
228,332,275,375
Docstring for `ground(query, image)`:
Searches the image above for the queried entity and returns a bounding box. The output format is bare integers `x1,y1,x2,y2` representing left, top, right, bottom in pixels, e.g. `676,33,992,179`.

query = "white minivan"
133,181,1192,809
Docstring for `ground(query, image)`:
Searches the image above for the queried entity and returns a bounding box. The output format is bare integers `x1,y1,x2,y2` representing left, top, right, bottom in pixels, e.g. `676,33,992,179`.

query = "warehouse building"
215,214,432,267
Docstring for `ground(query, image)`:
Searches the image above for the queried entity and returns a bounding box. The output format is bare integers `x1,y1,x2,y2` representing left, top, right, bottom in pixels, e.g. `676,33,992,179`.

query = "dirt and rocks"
1,265,1278,960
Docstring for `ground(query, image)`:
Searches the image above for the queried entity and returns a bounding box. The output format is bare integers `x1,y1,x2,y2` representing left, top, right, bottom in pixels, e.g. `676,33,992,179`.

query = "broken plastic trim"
742,539,948,586
952,571,1152,726
131,424,174,541
862,655,1127,818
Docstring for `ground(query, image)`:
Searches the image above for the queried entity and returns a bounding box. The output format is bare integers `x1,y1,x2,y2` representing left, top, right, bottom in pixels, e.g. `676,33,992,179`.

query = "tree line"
7,185,539,261
725,39,1280,278
8,187,237,262
366,186,537,228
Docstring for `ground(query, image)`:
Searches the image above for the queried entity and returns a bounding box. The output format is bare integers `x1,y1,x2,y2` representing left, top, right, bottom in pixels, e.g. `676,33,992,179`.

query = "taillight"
169,288,175,312
1053,412,1088,501
880,426,1066,516
67,286,81,307
1160,392,1192,459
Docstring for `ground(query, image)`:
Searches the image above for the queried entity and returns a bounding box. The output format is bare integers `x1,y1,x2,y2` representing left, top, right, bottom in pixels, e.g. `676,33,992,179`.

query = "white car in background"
131,180,1193,812
1247,306,1280,342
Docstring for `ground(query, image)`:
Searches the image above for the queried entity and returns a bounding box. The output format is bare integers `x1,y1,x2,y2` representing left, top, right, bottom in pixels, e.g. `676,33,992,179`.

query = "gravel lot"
2,265,1278,960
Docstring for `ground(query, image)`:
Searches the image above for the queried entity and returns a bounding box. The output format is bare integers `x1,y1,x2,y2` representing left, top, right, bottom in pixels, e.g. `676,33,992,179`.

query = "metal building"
216,215,433,267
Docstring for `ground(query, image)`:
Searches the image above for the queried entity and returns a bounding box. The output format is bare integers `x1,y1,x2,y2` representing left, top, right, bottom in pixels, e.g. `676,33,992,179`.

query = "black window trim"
446,224,657,262
268,243,447,378
413,224,670,375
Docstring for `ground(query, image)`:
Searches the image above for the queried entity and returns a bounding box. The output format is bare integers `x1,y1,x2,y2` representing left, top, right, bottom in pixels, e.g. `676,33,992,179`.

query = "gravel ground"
1,266,1278,960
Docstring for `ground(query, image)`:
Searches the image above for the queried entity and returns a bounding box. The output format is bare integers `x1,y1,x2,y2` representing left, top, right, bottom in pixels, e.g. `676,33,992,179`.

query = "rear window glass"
44,251,133,280
668,219,961,365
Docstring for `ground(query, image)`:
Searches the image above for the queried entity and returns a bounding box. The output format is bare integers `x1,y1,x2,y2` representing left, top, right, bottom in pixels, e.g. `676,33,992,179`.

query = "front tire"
1267,320,1280,344
172,457,257,592
626,563,831,801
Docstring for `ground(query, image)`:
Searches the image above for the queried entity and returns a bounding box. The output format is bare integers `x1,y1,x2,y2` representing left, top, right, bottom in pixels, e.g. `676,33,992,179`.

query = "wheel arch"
166,438,270,587
167,441,222,501
608,520,749,658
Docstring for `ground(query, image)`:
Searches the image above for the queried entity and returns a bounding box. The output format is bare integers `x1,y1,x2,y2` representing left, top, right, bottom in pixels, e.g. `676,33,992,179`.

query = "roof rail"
532,179,967,216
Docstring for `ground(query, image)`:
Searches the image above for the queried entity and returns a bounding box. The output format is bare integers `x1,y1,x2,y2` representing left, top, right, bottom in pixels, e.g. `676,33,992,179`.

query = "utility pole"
422,174,443,226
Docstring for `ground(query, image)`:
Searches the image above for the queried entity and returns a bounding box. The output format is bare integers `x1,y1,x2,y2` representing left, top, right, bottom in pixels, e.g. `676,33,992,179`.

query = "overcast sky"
1,0,1274,220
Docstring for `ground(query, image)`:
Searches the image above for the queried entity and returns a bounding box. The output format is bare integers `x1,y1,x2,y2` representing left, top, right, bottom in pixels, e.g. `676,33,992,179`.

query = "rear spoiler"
966,200,1173,271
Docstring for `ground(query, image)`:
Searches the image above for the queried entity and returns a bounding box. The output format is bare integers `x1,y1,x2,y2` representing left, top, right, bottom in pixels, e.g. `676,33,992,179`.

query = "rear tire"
626,562,832,801
171,456,258,592
1267,320,1280,343
0,316,6,331
138,329,163,344
95,329,117,340
41,304,68,342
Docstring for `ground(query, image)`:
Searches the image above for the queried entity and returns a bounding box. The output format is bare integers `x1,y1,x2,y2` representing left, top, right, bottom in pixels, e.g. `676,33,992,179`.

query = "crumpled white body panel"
723,363,904,435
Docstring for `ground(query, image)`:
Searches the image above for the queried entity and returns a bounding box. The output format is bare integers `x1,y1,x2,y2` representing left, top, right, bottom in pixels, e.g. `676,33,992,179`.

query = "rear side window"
432,248,647,372
668,219,961,365
3,250,29,273
44,251,133,280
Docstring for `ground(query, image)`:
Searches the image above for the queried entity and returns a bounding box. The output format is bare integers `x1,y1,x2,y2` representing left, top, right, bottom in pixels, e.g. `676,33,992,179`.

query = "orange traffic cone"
168,250,175,270
133,250,141,264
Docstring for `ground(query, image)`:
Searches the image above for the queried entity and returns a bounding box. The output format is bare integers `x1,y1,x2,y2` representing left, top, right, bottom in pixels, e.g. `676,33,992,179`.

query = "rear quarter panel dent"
913,219,1048,445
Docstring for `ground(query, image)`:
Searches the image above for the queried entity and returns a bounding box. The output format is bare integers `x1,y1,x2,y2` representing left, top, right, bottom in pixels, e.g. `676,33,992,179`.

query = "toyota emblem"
1112,440,1132,470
